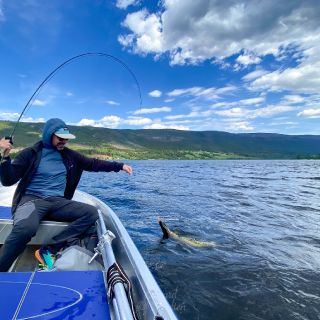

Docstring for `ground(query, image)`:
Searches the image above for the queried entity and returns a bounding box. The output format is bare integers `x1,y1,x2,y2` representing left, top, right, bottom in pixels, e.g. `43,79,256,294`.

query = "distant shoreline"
1,120,320,160
9,147,320,161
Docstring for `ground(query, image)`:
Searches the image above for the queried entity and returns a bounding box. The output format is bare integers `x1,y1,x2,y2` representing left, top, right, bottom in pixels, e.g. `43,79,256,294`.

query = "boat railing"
95,209,138,320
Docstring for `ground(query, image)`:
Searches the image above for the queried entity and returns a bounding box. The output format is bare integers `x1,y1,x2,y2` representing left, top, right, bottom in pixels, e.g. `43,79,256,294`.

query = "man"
0,118,132,271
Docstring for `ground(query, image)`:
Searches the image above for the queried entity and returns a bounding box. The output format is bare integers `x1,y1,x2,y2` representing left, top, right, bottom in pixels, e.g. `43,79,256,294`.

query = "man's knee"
10,222,38,242
75,204,98,224
87,206,99,224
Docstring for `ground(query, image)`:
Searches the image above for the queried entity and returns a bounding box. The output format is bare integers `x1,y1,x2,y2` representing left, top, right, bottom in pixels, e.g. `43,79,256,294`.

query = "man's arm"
70,149,133,175
0,139,32,186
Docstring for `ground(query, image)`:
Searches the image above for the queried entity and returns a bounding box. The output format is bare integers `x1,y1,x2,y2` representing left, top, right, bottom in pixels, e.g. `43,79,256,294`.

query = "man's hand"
122,164,133,175
0,137,12,157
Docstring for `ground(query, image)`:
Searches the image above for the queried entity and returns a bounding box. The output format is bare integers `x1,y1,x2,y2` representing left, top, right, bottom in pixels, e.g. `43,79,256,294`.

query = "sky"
0,0,320,134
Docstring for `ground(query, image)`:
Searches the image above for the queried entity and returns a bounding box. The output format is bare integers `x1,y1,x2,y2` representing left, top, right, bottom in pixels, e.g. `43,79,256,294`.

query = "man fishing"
0,118,133,271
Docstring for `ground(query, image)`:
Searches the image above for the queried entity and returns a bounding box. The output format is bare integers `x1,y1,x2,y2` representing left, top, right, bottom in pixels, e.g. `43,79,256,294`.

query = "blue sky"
0,0,319,134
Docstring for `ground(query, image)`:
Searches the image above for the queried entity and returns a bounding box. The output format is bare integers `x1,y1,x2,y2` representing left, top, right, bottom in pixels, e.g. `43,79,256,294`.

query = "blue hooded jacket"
42,118,68,148
25,119,69,197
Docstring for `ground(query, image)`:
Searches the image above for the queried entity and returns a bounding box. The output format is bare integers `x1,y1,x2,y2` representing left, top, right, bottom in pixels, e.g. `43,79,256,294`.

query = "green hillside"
1,120,319,160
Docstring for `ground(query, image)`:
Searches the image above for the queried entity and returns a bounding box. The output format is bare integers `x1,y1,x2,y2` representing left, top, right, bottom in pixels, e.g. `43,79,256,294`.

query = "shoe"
35,248,45,265
35,247,55,270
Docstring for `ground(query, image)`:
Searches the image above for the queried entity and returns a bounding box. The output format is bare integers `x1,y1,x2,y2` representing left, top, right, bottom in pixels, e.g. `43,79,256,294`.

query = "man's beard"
56,143,66,150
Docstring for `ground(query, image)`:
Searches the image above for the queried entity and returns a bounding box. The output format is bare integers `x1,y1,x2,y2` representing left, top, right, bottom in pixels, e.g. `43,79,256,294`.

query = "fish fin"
158,219,170,239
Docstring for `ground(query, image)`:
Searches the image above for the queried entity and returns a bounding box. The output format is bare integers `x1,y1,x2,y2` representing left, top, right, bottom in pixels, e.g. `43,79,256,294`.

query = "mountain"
0,120,319,159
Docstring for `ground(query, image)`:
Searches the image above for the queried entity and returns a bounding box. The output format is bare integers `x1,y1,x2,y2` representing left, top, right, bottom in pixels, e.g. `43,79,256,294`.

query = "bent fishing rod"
5,52,143,144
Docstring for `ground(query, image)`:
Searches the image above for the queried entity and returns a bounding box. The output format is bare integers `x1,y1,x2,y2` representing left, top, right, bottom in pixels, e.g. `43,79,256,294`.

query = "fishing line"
6,52,143,143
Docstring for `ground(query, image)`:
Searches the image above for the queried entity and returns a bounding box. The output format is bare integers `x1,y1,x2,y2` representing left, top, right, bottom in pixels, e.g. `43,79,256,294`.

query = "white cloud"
242,69,269,81
229,121,254,131
281,95,305,104
76,114,189,130
250,54,320,94
119,9,163,54
269,119,299,127
215,86,237,95
143,123,189,130
96,115,121,128
211,101,237,108
21,116,45,123
236,54,261,66
77,115,121,128
106,100,120,105
211,97,265,108
133,106,171,115
254,105,295,118
0,112,20,121
167,85,236,100
0,112,45,123
33,99,48,106
119,0,320,66
124,116,152,125
215,105,295,119
66,92,73,97
297,108,320,118
215,107,246,118
239,97,265,106
116,0,140,10
149,90,162,97
118,34,134,47
77,118,98,127
165,114,188,120
76,115,152,128
165,108,216,120
168,87,202,97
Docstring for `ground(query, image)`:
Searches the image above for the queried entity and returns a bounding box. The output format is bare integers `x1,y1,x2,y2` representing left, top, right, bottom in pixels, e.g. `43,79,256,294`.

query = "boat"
0,184,178,320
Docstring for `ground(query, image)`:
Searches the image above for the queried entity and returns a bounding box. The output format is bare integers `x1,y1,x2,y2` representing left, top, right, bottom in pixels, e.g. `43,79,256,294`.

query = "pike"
158,218,216,248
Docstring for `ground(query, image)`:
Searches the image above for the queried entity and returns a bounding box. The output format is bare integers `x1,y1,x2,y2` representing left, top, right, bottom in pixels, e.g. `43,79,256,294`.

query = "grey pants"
0,195,98,271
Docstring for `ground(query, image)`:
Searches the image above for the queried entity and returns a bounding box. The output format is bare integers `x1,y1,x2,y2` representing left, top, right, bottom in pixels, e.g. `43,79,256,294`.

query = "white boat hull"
0,185,178,320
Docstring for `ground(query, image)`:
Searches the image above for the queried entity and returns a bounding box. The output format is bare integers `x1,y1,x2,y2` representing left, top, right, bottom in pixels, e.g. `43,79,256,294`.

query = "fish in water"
158,218,216,248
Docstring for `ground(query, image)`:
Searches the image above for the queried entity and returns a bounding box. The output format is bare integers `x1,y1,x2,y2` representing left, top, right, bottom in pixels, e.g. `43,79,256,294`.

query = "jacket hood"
42,118,67,148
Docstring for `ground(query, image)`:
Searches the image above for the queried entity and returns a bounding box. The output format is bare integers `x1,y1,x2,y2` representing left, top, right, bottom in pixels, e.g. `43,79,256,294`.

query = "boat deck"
0,205,11,219
0,206,111,319
0,270,110,320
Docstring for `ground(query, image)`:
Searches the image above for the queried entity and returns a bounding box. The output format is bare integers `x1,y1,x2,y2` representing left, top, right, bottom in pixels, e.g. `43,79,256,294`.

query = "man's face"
52,134,69,151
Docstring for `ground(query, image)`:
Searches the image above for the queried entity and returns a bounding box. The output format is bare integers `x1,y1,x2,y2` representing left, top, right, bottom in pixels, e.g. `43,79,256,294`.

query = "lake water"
79,160,320,320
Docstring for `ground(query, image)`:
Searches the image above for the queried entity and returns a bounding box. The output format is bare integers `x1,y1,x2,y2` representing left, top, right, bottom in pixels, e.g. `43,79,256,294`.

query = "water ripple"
79,160,320,320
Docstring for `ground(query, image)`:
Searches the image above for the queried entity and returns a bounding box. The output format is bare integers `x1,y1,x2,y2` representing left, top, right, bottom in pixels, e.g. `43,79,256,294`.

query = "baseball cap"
54,127,76,140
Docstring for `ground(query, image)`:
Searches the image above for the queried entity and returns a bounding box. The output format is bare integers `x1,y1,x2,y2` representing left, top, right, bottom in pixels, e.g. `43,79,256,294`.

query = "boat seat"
0,271,110,320
0,206,69,245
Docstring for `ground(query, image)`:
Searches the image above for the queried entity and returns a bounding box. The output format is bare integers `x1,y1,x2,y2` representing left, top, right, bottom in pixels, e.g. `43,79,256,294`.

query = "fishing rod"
5,52,143,144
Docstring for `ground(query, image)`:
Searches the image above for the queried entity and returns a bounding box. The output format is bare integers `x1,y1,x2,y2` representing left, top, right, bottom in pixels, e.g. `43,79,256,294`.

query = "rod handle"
5,136,13,145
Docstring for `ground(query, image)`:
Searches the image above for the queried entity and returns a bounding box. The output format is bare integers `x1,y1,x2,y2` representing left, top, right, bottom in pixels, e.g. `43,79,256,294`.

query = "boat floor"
6,245,40,272
0,242,111,320
0,270,110,319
